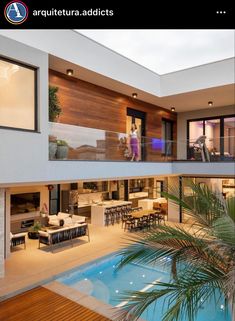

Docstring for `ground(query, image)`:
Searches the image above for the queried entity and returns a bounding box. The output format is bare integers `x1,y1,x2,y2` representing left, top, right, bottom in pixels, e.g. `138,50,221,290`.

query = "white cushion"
71,215,86,223
12,232,27,238
57,212,70,219
63,217,73,226
48,216,60,226
39,231,49,237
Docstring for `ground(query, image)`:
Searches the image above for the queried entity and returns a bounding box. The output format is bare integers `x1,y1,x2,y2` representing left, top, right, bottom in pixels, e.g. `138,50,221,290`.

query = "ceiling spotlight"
66,69,73,76
208,101,213,107
171,107,175,112
132,93,137,98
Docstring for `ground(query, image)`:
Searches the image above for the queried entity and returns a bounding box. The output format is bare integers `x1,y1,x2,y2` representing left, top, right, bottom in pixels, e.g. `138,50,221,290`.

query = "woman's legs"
130,138,139,161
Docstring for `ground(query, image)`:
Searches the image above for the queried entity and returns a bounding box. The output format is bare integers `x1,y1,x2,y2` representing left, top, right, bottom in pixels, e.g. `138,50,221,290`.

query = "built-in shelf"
222,185,235,188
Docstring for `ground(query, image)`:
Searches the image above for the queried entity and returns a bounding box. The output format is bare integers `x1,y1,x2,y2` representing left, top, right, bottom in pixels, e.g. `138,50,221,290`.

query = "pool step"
44,281,147,321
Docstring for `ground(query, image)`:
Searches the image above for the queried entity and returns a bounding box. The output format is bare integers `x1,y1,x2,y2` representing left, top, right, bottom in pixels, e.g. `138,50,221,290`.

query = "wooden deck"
0,287,112,321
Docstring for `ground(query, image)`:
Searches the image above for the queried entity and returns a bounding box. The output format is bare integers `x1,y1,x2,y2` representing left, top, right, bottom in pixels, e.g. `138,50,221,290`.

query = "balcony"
49,122,235,163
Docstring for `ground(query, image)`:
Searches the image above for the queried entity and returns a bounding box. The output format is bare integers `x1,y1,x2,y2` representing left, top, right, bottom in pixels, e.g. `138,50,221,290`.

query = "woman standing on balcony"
129,123,139,161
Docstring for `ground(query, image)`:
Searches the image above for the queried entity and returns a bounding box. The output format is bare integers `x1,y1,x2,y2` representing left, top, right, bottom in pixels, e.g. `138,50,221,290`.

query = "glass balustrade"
49,122,235,162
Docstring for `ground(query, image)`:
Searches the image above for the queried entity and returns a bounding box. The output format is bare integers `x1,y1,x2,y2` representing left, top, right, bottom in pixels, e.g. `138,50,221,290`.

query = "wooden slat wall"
0,287,111,321
49,70,177,138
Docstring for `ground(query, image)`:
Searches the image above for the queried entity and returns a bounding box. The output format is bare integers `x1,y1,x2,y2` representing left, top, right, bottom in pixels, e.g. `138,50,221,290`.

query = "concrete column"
5,189,10,258
0,188,5,277
167,177,180,223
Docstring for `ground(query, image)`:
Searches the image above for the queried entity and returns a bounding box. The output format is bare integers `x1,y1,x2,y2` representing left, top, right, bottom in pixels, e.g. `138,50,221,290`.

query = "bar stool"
116,206,122,224
105,209,111,226
110,207,117,225
124,217,135,232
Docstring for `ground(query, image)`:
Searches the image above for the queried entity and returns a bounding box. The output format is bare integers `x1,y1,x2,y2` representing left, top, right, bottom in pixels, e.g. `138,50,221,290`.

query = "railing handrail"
49,122,235,146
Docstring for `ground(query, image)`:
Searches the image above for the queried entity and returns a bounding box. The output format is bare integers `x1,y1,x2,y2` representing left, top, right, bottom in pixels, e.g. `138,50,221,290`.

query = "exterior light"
132,93,137,98
171,107,175,112
208,101,213,107
66,69,73,76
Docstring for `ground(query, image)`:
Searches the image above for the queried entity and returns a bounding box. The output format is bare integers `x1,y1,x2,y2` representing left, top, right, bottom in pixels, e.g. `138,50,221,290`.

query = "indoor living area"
2,175,171,299
2,173,234,299
8,175,170,241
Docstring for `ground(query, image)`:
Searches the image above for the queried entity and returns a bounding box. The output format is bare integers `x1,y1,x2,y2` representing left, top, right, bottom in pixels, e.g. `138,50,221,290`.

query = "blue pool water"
57,255,231,321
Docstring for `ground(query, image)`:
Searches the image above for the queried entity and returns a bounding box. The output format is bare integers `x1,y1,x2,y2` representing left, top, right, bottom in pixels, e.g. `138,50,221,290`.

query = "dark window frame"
187,114,235,158
49,185,60,215
127,107,146,160
162,118,174,156
0,55,38,133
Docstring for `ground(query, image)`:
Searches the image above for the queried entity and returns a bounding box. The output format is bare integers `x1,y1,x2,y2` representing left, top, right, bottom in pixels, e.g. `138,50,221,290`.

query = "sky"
76,30,235,74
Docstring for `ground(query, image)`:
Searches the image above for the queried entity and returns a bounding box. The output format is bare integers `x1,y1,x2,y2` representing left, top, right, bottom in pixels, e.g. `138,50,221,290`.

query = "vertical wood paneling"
49,70,177,159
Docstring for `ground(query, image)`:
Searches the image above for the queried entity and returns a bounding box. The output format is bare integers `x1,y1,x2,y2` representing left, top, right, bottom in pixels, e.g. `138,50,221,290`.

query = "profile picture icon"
4,1,28,25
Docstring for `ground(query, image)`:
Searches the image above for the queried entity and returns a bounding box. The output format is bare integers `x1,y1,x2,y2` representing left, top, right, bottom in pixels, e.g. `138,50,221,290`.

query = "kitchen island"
91,200,132,226
138,198,167,210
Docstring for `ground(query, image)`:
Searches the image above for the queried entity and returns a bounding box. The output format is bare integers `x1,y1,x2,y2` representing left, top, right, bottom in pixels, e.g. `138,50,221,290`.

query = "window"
49,185,60,215
0,57,37,131
187,115,235,159
162,119,173,155
224,117,235,158
156,180,164,198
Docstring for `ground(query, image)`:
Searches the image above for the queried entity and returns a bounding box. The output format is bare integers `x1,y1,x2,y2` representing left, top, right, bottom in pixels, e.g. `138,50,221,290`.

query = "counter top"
129,192,148,199
91,200,131,208
139,198,167,203
77,203,92,208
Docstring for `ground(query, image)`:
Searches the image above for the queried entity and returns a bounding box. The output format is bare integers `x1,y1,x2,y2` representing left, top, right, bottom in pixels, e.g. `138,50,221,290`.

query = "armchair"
10,232,27,249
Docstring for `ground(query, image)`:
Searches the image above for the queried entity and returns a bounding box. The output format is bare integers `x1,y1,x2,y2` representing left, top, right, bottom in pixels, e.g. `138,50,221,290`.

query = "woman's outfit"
130,129,139,157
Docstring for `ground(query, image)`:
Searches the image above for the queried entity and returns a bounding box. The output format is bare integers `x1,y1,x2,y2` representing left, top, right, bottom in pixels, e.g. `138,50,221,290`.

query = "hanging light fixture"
171,107,175,112
132,93,137,98
208,101,213,107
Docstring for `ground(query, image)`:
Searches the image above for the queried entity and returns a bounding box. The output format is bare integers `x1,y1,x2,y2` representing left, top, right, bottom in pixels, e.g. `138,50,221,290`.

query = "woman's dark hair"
131,123,137,130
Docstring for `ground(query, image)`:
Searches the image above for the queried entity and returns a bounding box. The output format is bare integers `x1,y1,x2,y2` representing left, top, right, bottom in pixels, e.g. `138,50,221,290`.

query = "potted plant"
49,86,61,159
49,135,57,159
49,85,61,122
56,139,69,159
28,221,42,239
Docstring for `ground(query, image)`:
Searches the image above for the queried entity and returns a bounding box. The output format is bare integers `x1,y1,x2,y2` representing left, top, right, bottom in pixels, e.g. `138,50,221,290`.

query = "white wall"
173,162,235,176
0,31,234,97
177,105,235,159
167,177,180,222
0,31,161,96
0,36,174,187
161,58,235,96
0,189,5,277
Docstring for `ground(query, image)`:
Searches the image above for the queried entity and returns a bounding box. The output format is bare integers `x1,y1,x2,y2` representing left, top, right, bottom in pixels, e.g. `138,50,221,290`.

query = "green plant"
28,221,42,232
49,85,61,122
115,181,235,321
57,139,68,147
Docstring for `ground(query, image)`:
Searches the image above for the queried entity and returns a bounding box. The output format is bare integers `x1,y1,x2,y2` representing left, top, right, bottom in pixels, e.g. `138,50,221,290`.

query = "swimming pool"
57,254,231,321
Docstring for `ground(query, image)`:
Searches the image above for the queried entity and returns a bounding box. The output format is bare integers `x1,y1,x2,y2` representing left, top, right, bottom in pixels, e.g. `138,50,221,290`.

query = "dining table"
131,209,161,219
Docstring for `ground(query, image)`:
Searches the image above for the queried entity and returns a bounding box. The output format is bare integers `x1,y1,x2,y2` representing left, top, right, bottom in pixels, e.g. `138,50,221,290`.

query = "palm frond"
226,197,235,222
116,180,235,321
117,225,226,273
212,215,235,248
115,264,226,321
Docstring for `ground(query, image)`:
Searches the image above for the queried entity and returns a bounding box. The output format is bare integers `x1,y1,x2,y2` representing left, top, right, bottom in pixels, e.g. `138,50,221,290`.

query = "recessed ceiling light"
208,101,213,107
132,93,137,98
171,107,175,112
66,69,73,76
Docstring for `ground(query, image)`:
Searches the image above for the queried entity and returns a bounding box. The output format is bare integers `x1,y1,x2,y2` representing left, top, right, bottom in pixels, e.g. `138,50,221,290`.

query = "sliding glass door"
187,115,235,160
224,117,235,158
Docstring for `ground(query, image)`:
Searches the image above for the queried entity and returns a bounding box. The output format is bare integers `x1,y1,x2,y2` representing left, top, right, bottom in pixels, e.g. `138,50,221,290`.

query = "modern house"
0,28,234,292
